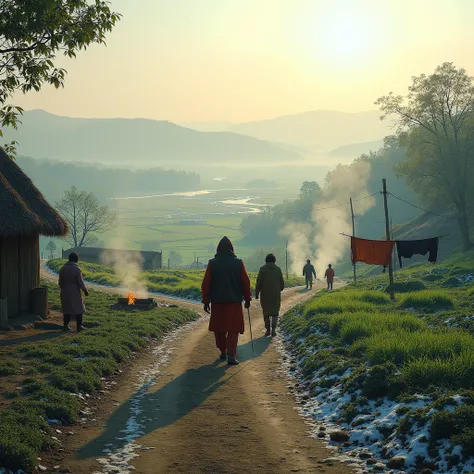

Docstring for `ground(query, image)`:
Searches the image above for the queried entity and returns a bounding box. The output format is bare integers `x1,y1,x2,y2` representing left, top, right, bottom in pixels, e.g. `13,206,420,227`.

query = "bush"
398,290,454,310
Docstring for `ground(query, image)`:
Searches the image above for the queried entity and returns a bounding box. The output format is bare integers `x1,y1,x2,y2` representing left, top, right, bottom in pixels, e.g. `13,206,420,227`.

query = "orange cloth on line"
351,237,395,266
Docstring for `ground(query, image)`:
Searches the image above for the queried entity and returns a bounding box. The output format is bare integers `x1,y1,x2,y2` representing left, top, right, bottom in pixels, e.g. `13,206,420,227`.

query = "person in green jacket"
255,254,285,337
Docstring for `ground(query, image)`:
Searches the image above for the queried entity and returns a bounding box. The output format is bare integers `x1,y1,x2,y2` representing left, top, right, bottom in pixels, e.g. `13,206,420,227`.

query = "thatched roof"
0,148,68,237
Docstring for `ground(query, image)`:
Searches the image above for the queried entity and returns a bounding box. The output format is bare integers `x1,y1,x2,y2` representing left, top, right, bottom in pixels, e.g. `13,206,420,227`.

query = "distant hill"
328,139,384,158
230,110,392,151
3,110,301,165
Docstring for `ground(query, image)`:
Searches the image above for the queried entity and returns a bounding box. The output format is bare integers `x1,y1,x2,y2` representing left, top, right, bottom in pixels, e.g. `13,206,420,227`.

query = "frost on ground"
90,316,204,474
276,333,474,474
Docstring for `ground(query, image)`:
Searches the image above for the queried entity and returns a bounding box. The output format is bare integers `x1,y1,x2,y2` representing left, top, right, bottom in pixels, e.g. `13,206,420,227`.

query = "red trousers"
214,332,239,356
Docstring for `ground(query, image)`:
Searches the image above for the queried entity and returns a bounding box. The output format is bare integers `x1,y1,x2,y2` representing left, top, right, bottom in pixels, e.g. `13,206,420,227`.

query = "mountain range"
3,110,300,165
2,109,391,166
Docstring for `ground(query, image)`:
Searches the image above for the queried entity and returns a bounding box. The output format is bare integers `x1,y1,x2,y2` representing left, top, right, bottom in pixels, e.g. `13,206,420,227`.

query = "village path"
40,268,350,474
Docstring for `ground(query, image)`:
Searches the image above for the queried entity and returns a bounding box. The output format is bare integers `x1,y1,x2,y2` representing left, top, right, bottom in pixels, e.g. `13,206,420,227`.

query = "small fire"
127,292,137,305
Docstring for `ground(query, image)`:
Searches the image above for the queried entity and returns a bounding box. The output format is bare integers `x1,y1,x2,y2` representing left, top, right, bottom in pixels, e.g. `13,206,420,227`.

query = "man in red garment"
201,236,252,366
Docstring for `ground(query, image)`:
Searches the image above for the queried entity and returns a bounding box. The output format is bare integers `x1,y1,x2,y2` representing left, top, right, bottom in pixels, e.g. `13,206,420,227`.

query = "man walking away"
302,259,317,290
325,264,335,290
255,254,285,337
201,236,252,366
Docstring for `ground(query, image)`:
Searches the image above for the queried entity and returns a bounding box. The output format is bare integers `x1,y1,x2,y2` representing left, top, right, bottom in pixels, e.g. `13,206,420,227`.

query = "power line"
388,192,456,219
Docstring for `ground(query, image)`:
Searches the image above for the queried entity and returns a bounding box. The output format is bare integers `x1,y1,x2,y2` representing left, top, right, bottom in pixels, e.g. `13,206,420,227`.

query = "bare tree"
46,240,57,259
56,186,117,247
376,62,474,249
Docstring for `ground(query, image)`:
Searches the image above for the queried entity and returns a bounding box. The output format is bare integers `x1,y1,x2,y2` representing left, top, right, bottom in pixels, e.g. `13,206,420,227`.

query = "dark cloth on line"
396,238,439,268
351,236,395,267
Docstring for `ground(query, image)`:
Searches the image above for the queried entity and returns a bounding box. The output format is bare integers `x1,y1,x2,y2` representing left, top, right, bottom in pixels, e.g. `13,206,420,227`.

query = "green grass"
0,282,198,472
281,264,474,459
47,259,305,298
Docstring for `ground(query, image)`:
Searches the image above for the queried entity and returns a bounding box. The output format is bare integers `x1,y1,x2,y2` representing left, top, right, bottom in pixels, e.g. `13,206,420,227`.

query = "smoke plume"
284,160,376,277
101,236,147,297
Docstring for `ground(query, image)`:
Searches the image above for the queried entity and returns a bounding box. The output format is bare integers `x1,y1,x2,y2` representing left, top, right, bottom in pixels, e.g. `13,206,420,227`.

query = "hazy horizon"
11,0,474,123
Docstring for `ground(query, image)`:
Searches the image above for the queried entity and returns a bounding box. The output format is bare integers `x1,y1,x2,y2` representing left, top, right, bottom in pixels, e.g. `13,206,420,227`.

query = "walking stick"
247,307,254,354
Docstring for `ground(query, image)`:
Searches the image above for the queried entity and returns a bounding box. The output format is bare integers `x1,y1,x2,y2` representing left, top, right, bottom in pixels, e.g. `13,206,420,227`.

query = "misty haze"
2,1,474,473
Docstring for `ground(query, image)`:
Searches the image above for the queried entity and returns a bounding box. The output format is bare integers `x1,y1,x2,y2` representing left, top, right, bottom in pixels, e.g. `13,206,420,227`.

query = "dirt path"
40,268,351,474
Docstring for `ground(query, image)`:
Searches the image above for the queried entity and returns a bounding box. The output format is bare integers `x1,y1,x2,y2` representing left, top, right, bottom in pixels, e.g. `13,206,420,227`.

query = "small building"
62,247,162,271
0,149,68,322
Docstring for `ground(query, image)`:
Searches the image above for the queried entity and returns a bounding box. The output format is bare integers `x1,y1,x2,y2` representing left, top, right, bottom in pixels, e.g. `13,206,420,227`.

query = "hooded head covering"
216,236,235,256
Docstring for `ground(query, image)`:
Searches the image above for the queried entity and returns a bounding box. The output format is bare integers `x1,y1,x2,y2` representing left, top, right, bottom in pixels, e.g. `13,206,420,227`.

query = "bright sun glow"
303,6,385,70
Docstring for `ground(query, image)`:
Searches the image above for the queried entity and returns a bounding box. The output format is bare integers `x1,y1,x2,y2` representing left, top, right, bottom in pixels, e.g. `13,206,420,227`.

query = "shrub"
398,290,454,311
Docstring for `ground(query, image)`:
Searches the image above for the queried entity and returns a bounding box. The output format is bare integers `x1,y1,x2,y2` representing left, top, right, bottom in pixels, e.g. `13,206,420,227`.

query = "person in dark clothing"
58,252,89,332
201,236,252,366
255,253,285,337
302,259,317,289
396,238,439,268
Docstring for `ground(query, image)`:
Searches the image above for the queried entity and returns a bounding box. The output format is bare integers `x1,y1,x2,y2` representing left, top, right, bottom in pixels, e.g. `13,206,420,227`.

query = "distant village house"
62,247,162,271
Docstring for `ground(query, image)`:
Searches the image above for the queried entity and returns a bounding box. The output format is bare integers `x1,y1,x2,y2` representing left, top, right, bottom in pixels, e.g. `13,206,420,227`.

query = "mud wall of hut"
0,234,40,318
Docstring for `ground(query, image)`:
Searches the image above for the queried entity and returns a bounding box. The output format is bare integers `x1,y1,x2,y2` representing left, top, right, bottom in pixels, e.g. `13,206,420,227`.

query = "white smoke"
283,222,314,275
101,236,147,297
283,160,376,277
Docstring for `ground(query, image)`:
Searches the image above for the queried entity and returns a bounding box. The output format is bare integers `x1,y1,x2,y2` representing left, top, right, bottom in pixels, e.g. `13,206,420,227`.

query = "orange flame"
127,292,136,305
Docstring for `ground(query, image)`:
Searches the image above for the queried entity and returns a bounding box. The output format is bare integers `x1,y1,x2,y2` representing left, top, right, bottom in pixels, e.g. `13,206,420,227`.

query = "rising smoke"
283,159,375,277
101,237,147,297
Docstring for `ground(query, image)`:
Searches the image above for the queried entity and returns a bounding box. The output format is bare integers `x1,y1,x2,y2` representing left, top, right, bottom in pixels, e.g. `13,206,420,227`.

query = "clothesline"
338,233,450,240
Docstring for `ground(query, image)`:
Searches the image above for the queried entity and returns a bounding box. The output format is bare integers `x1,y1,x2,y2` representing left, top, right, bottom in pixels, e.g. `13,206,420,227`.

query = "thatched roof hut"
0,148,68,322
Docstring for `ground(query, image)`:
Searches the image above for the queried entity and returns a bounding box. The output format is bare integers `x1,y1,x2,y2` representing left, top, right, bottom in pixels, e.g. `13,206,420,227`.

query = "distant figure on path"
255,254,285,337
302,259,317,290
201,236,251,366
325,264,335,290
59,252,89,332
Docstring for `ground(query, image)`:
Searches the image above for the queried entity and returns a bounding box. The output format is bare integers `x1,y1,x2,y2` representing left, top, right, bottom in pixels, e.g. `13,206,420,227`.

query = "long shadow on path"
78,336,272,459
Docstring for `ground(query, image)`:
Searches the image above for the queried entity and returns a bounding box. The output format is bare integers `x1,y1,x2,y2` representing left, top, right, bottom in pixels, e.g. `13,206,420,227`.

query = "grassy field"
46,259,305,299
281,257,474,471
0,283,198,472
99,187,296,264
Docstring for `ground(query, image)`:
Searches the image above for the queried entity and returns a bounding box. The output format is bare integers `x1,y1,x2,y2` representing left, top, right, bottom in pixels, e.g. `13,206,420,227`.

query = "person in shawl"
255,253,285,337
58,252,89,332
201,236,252,365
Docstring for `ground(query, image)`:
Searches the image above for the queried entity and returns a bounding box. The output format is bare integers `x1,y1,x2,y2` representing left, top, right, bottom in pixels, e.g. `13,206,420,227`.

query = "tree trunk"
457,214,473,250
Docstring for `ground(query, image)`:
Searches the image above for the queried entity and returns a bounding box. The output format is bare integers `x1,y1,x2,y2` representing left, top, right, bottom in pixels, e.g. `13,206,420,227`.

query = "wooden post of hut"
32,286,48,319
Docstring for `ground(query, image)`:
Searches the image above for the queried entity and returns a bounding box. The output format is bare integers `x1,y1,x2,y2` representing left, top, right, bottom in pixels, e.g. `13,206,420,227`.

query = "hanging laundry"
396,238,439,268
351,237,395,267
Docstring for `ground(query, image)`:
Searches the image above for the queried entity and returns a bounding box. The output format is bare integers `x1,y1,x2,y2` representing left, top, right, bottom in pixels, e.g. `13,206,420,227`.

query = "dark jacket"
208,251,245,303
303,263,316,279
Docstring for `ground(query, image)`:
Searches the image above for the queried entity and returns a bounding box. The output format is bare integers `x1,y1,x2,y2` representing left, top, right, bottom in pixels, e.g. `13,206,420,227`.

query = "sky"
14,0,474,123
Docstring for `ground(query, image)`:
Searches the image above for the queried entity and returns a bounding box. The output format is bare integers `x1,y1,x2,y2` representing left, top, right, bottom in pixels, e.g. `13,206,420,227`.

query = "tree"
169,250,182,268
299,181,321,201
46,240,57,259
55,186,117,247
0,0,120,158
376,62,474,249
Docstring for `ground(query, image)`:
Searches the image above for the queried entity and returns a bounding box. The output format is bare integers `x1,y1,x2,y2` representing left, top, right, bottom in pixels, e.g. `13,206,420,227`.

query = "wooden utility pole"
350,197,357,284
382,179,395,300
285,240,289,280
391,218,396,276
168,258,170,270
